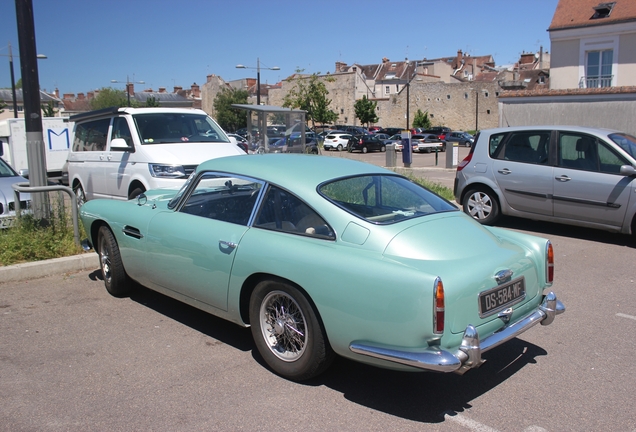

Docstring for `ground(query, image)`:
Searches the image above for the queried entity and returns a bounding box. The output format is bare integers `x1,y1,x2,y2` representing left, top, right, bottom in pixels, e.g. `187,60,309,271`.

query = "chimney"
54,88,59,98
63,93,74,100
125,83,135,96
191,82,200,98
382,57,389,63
77,93,85,100
456,50,463,68
87,91,94,99
173,85,183,93
335,61,347,73
158,87,166,93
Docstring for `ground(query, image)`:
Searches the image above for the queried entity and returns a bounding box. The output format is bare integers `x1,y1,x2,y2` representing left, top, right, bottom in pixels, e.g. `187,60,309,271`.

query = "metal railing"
579,75,613,88
12,182,81,246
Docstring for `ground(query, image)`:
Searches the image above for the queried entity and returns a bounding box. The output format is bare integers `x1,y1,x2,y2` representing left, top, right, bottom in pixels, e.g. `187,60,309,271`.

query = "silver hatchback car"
454,125,636,235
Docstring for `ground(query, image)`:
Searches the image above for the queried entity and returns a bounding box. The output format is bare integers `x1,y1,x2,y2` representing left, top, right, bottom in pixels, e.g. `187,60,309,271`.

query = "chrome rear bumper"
349,292,565,374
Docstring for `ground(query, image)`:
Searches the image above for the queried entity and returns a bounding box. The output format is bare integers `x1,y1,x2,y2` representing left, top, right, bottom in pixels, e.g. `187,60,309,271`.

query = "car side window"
254,186,335,239
180,173,262,225
488,133,506,157
598,141,628,174
500,132,550,164
110,117,133,148
73,119,110,152
558,133,599,171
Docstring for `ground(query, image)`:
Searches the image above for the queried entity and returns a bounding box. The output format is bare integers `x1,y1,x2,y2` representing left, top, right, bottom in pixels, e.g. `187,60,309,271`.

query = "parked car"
80,154,565,381
368,126,381,133
383,134,406,151
455,125,636,234
269,133,319,154
67,107,245,205
323,132,353,151
446,131,474,147
423,127,452,142
0,157,30,228
347,134,386,153
373,133,391,141
411,134,445,153
378,127,403,137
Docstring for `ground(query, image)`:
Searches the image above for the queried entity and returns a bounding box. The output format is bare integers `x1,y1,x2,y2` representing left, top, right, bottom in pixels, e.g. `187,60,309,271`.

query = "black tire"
462,188,501,225
97,226,132,297
128,187,146,200
249,280,334,381
74,183,86,207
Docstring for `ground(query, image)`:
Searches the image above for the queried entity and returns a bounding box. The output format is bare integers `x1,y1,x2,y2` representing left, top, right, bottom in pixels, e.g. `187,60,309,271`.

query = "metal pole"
8,42,18,118
475,90,479,132
15,0,49,221
406,81,410,130
256,58,261,106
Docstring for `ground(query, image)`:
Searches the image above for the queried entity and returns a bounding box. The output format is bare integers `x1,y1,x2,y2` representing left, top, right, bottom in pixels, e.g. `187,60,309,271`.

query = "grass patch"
408,175,455,201
0,197,84,267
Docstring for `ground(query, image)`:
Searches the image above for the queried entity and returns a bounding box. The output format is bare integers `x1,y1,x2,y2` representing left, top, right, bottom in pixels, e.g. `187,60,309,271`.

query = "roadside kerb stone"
0,253,99,284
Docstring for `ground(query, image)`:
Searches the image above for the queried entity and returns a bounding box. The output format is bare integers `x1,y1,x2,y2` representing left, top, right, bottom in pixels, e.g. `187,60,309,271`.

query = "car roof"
479,125,622,136
197,154,390,192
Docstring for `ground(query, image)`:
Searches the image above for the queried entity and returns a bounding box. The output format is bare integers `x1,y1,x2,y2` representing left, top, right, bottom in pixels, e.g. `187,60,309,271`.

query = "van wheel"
74,184,86,207
463,188,500,225
128,187,146,200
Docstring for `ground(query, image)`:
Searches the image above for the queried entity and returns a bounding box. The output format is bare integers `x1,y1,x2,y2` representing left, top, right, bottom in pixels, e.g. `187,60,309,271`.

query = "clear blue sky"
0,0,559,96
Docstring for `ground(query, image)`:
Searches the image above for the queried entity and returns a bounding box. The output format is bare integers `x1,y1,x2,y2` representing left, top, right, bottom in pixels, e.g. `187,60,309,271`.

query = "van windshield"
133,113,230,144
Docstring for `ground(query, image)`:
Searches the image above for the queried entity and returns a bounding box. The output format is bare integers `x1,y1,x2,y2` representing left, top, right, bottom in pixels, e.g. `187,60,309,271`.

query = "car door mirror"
619,165,636,176
110,138,134,152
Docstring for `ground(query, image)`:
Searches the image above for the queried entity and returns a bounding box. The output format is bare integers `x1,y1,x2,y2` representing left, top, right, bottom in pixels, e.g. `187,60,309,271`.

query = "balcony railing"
579,75,613,88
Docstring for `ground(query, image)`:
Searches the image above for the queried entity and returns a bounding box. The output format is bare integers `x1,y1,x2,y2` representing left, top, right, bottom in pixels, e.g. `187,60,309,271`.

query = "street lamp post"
111,76,145,107
235,58,280,106
1,41,47,118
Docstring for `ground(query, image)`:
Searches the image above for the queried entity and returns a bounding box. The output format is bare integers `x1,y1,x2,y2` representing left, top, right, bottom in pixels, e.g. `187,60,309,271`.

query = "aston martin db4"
80,154,565,381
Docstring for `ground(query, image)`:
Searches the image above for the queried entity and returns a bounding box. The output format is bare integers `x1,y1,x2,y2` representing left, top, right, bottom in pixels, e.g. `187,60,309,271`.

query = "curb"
0,253,100,284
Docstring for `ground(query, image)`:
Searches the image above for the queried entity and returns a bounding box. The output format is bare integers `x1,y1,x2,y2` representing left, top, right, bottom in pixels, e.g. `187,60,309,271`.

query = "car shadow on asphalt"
310,337,547,423
495,216,635,247
91,271,548,424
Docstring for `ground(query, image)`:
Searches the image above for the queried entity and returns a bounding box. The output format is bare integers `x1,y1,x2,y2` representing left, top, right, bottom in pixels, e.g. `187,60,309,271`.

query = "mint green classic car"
80,154,565,381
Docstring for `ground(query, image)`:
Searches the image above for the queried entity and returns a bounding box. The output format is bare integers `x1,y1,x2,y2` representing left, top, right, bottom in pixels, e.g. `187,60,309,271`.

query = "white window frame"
385,86,390,95
579,36,618,87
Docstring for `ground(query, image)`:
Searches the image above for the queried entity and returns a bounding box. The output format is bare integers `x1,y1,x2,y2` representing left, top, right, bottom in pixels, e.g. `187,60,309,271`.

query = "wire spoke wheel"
259,290,307,361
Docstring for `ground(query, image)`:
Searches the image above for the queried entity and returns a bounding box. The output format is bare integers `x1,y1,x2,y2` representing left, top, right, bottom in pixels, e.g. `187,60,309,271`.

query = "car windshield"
609,133,636,158
319,174,456,224
134,113,230,144
0,158,18,177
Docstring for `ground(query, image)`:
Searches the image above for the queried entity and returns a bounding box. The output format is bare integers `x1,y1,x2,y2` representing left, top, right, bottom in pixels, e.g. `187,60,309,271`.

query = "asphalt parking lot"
1,146,635,431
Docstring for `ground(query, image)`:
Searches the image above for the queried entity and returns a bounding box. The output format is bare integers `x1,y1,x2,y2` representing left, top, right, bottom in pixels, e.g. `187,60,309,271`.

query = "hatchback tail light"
456,151,473,172
433,277,445,334
546,241,554,285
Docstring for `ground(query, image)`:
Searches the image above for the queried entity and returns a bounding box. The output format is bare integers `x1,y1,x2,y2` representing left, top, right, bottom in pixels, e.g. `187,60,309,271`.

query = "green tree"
354,95,379,126
0,100,6,114
283,70,338,129
15,78,22,89
90,87,130,109
41,100,57,117
145,96,160,107
213,87,249,132
412,109,431,129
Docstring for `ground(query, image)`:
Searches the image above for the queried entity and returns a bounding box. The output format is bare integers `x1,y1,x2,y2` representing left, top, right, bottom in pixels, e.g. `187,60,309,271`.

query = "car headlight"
148,164,187,178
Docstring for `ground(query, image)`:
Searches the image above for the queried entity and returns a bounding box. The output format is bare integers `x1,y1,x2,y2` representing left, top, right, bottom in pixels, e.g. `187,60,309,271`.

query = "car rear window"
319,174,456,224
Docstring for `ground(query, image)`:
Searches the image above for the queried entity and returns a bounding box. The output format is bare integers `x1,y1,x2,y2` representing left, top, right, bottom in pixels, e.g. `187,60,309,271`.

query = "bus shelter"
231,104,307,153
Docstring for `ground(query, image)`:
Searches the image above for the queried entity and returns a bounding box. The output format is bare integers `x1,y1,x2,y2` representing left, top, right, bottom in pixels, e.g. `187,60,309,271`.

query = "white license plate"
478,277,526,317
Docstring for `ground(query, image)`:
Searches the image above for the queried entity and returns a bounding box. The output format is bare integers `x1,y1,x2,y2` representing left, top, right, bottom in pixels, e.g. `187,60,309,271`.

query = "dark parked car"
347,134,386,153
423,127,452,141
378,127,403,137
446,131,474,147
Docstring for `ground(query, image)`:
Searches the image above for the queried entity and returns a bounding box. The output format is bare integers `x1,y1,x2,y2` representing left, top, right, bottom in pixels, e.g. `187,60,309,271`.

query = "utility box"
0,117,72,182
385,143,396,167
446,142,459,168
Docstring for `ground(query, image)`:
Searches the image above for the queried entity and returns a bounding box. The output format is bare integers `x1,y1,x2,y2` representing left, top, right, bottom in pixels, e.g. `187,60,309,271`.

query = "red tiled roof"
500,86,636,98
549,0,636,31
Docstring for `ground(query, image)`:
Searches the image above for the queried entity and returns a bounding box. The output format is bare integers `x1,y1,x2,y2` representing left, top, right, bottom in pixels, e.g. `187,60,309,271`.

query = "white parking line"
616,313,636,321
443,412,500,432
444,412,549,432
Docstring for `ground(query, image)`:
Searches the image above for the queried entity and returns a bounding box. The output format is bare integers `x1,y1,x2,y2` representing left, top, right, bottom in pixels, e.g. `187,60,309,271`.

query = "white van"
67,107,246,204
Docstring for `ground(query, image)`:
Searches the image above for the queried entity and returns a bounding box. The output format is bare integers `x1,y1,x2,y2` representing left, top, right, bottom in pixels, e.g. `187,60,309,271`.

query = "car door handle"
555,175,571,182
497,168,512,175
219,240,237,249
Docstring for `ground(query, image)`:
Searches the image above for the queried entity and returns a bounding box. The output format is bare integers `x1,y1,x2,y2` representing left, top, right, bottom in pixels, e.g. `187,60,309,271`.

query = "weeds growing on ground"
0,195,84,266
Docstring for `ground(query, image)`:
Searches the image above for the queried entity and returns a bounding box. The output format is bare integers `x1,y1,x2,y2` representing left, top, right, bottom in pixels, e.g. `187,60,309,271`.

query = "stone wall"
202,71,501,132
